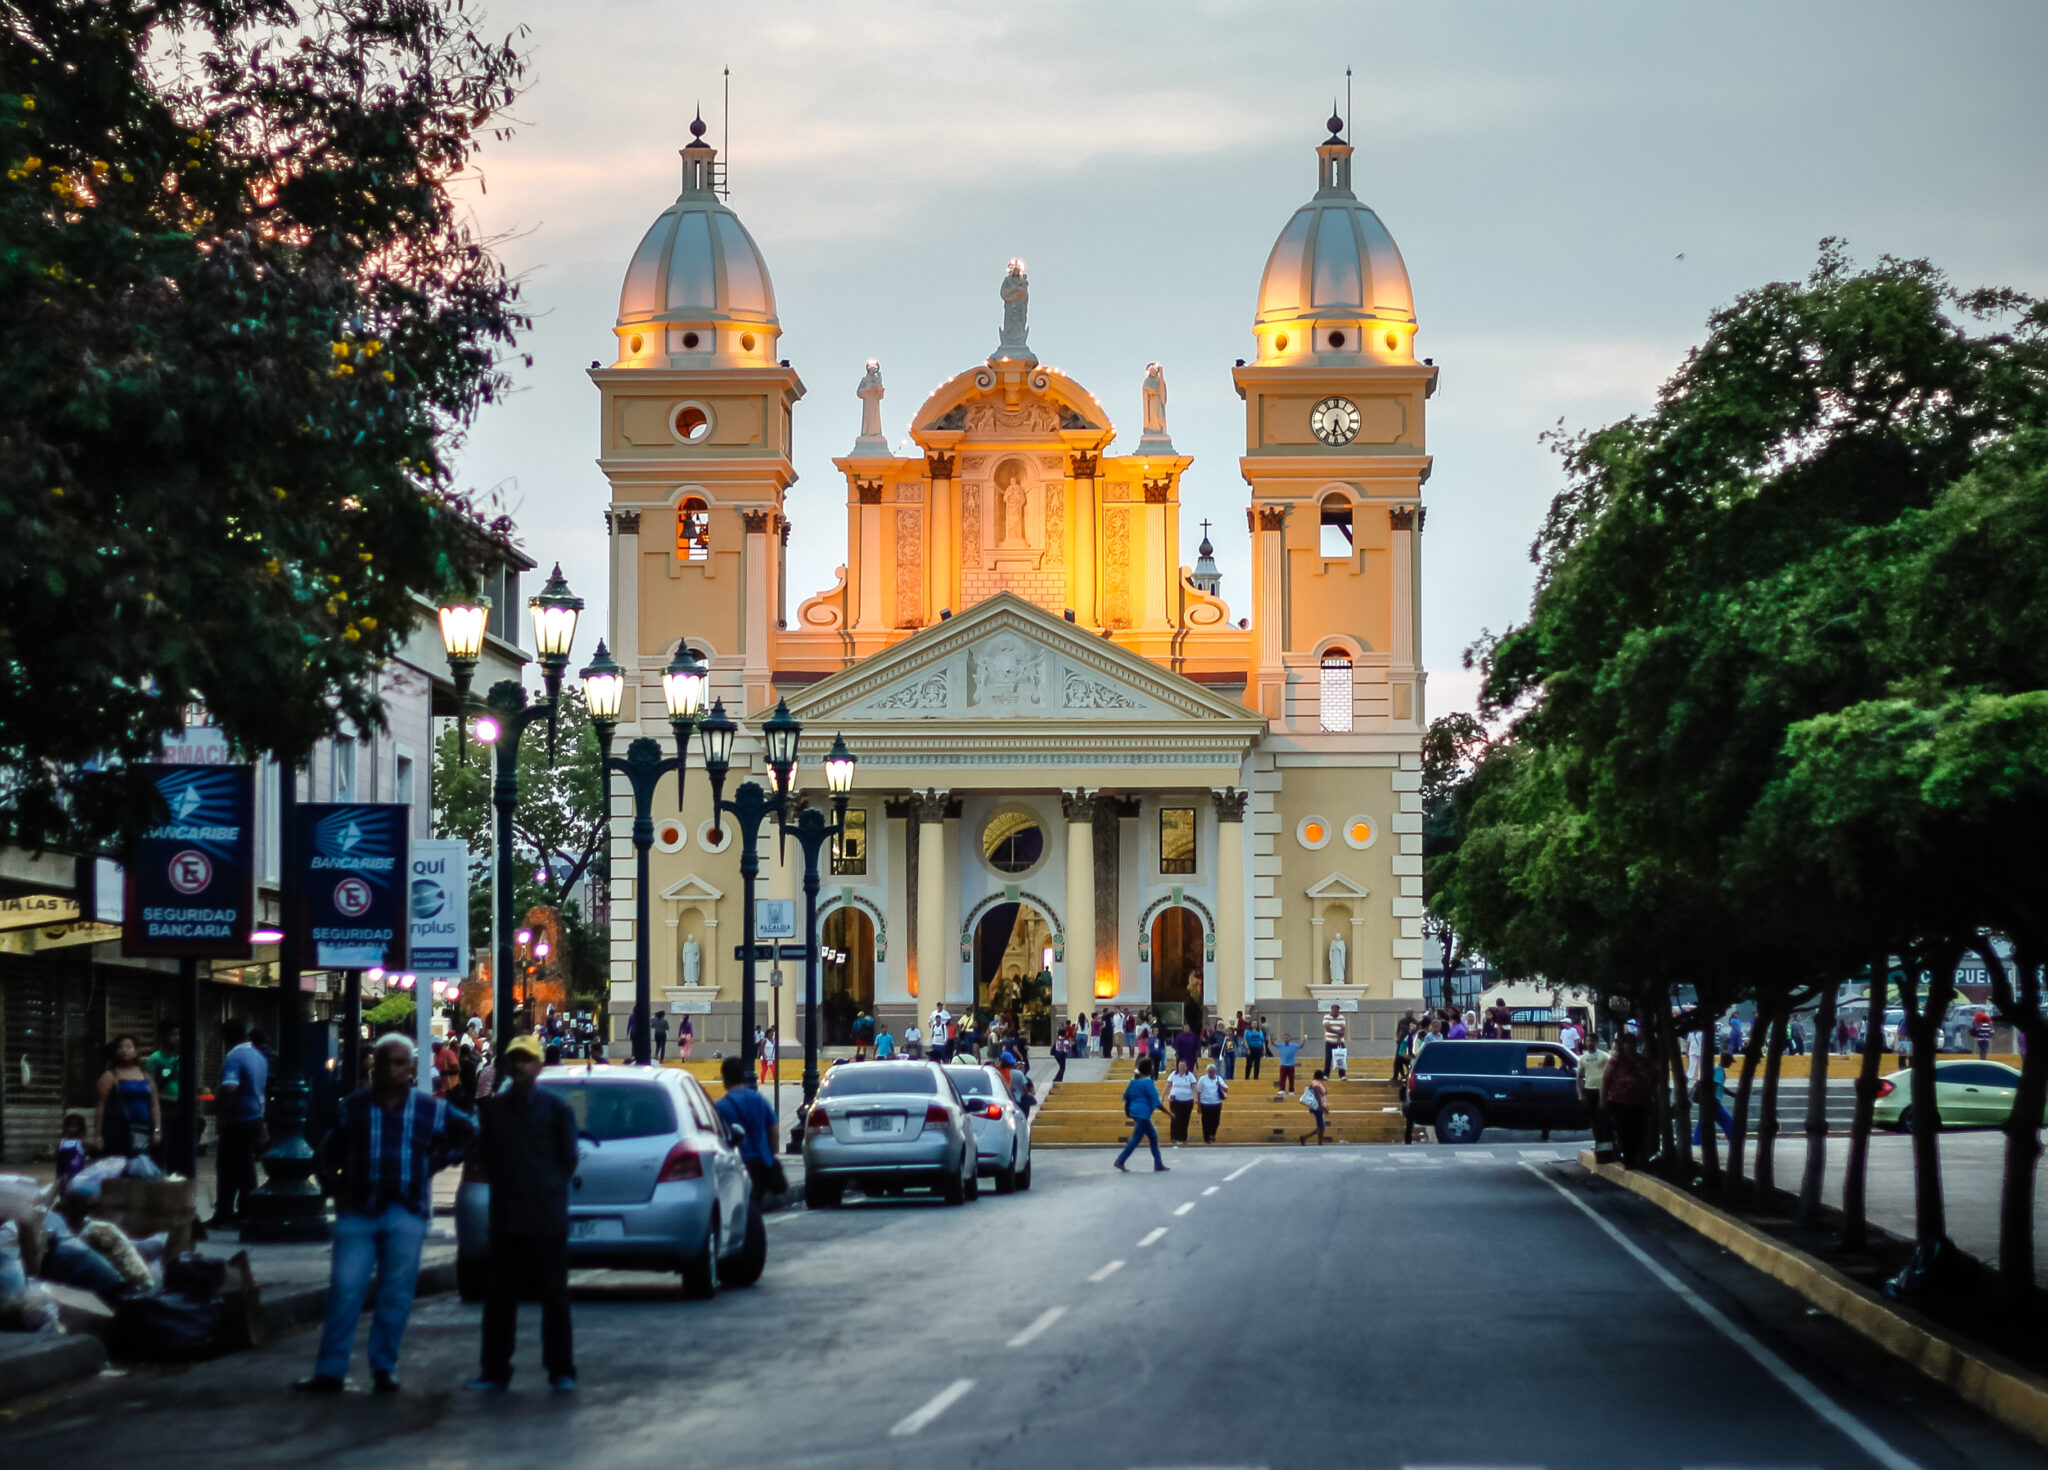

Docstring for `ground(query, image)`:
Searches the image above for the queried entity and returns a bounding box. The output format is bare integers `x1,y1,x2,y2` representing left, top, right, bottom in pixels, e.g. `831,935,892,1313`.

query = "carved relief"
1104,507,1131,627
964,401,1060,435
855,481,883,505
1143,480,1170,505
1039,455,1063,472
894,482,922,501
927,451,956,479
906,789,952,824
963,456,987,473
967,635,1046,709
1256,505,1288,532
1210,787,1250,823
870,671,949,711
928,405,967,431
1070,450,1099,478
1062,667,1138,710
1059,788,1096,822
741,508,773,534
993,457,1029,546
895,507,923,626
1102,480,1133,502
960,486,981,569
1044,480,1064,565
1389,504,1419,532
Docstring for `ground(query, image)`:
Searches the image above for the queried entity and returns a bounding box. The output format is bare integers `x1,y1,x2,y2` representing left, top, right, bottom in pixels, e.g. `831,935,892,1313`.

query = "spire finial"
1326,100,1344,139
689,107,707,140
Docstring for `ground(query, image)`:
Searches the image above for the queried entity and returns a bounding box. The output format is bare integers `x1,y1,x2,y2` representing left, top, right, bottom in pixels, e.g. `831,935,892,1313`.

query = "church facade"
597,117,1435,1054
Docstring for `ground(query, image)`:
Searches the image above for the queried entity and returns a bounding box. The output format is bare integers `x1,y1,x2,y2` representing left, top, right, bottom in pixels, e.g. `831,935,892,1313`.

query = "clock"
1311,396,1361,446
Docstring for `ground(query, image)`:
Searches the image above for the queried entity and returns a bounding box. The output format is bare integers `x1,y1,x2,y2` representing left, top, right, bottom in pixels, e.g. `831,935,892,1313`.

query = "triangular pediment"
659,874,724,904
783,594,1262,730
1305,872,1372,901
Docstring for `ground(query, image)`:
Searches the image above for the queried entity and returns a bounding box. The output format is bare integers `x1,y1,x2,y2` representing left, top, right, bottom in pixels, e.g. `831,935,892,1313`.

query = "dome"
1252,125,1415,365
612,119,781,369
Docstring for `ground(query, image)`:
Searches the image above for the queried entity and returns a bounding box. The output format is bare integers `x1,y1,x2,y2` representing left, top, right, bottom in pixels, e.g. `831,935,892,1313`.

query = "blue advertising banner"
297,803,410,970
123,765,255,959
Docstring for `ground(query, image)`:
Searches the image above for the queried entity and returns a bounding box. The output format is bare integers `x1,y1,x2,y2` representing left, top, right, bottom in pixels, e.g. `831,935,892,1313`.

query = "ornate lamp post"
580,639,707,1064
438,564,581,1052
781,734,858,1148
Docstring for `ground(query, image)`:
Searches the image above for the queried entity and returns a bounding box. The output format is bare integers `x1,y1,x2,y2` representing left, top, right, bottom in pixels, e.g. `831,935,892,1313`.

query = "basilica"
597,114,1434,1055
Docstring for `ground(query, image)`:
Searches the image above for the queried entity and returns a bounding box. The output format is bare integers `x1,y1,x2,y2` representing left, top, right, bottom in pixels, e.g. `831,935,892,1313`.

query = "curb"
1576,1149,2048,1447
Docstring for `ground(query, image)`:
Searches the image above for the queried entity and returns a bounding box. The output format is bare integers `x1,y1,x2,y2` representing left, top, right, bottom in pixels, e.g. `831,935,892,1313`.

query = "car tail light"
1876,1078,1895,1098
807,1106,830,1130
924,1104,951,1126
981,1103,1004,1119
657,1144,704,1181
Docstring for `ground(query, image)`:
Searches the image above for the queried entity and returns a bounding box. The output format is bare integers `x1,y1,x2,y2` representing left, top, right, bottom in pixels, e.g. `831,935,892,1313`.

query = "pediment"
912,363,1109,439
1305,872,1372,901
659,874,724,904
784,594,1261,729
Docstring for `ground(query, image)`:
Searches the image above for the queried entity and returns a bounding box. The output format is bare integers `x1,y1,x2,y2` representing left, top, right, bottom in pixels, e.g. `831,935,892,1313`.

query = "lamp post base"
240,1078,331,1243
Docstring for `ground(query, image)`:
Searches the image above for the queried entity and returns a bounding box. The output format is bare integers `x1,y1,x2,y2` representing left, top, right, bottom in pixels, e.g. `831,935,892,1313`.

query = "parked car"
1873,1060,2043,1131
1402,1039,1590,1144
946,1063,1033,1193
801,1060,980,1208
455,1064,762,1302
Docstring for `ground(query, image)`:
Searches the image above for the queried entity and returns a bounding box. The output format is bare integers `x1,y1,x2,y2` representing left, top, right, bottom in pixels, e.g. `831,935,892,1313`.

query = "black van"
1401,1039,1589,1144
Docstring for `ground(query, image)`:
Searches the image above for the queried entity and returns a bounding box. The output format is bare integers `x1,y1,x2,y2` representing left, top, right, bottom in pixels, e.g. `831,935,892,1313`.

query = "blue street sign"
123,764,254,959
297,803,410,970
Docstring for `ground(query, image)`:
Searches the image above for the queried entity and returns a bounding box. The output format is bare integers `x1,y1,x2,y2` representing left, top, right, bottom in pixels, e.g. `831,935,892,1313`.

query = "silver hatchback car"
455,1065,763,1300
946,1064,1033,1193
801,1060,979,1208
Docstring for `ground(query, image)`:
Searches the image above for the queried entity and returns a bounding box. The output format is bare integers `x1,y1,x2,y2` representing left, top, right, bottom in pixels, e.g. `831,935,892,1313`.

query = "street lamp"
780,729,858,1147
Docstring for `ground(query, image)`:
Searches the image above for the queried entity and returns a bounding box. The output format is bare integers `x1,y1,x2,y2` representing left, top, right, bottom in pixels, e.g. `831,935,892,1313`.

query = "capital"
907,788,951,824
1060,788,1095,822
1210,787,1250,823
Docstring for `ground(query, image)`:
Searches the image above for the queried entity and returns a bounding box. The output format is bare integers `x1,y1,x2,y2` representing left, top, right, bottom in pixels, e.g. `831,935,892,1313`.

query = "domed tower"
595,113,805,723
1233,112,1436,735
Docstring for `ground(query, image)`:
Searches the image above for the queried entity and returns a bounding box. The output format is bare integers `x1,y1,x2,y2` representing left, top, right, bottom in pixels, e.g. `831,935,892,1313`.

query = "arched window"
1320,649,1354,733
677,498,710,563
1320,494,1355,558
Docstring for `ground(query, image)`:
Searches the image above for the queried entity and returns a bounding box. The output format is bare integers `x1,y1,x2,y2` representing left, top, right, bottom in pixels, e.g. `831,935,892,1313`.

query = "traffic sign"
733,943,810,961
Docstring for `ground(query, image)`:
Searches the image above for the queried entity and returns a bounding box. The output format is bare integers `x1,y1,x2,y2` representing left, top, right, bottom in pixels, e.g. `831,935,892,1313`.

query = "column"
912,790,950,1004
1061,790,1095,1020
1252,505,1287,721
855,483,884,630
1213,789,1248,1023
741,508,773,712
1389,504,1418,726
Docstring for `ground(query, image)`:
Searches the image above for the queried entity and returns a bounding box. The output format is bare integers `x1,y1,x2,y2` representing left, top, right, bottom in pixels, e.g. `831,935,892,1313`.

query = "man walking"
1243,1018,1266,1081
298,1036,474,1394
1113,1059,1169,1173
468,1035,579,1393
653,1010,669,1063
209,1020,268,1228
714,1056,783,1202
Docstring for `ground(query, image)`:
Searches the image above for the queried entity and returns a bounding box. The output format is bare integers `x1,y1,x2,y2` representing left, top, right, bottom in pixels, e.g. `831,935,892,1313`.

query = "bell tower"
1234,114,1436,735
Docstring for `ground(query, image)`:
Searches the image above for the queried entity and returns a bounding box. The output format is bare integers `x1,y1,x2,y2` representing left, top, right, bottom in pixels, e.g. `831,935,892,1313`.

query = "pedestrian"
298,1036,475,1394
55,1113,90,1188
929,1004,951,1063
144,1022,183,1114
468,1035,579,1394
679,1013,694,1062
1052,1029,1070,1084
1243,1019,1266,1080
1600,1033,1654,1170
1321,1005,1348,1076
904,1020,924,1059
1297,1070,1330,1146
1577,1033,1612,1153
1222,1026,1241,1082
209,1021,268,1226
1173,1023,1201,1073
96,1034,160,1160
853,1011,874,1060
1973,1010,1994,1059
1165,1059,1197,1145
763,1026,781,1079
625,1006,643,1055
653,1010,669,1062
874,1023,894,1060
714,1055,784,1202
1560,1016,1583,1053
1692,1052,1735,1145
1450,1011,1472,1040
1074,1013,1089,1059
1196,1063,1228,1144
1274,1033,1301,1095
1113,1058,1169,1173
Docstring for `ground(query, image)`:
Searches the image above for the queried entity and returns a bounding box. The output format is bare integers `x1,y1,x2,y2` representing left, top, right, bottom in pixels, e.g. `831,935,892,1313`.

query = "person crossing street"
1114,1058,1169,1173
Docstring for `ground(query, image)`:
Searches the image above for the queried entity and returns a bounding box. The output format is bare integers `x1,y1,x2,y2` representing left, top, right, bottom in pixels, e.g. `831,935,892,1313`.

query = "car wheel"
804,1175,842,1210
1896,1106,1914,1133
1435,1101,1484,1145
1016,1157,1032,1191
720,1204,768,1288
680,1211,721,1300
994,1149,1018,1195
964,1158,981,1201
941,1165,967,1206
456,1255,486,1304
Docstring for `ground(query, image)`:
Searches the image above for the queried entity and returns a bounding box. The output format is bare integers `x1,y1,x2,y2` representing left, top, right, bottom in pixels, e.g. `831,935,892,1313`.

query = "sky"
448,0,2048,717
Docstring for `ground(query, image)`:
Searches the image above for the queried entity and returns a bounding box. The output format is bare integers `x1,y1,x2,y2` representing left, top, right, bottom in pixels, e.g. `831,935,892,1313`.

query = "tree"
1,0,528,845
1421,710,1490,1011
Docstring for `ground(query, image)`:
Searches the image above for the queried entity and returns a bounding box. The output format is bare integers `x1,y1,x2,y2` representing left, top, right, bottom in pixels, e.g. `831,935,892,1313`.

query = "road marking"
1222,1158,1264,1182
1519,1147,1565,1160
1139,1227,1168,1247
1007,1306,1067,1347
1201,1185,1220,1196
1089,1258,1126,1281
889,1378,975,1437
1454,1152,1495,1164
1402,1464,1544,1469
1173,1201,1195,1216
1392,1151,1433,1163
1522,1165,1922,1470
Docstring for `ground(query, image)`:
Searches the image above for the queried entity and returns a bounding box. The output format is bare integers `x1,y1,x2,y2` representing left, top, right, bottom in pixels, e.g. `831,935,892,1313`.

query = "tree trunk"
1796,983,1840,1229
1755,1008,1789,1198
1979,936,2046,1292
1651,993,1679,1173
1728,998,1769,1192
1842,959,1887,1253
1900,944,1960,1249
1697,1008,1723,1189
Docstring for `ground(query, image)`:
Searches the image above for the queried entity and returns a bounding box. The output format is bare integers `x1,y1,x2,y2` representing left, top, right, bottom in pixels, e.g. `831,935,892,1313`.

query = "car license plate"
859,1114,899,1134
570,1217,625,1241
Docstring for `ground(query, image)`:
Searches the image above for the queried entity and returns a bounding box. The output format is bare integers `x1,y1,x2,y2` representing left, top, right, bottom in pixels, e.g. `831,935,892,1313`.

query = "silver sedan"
946,1064,1033,1193
800,1060,979,1208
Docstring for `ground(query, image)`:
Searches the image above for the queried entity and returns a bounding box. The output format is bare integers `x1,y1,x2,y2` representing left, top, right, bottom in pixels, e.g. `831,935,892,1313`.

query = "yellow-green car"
1872,1060,2039,1130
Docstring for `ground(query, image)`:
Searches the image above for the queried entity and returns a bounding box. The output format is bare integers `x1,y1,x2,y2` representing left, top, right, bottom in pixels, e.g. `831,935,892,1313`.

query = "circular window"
982,809,1046,875
739,332,757,352
671,402,712,444
628,333,643,354
1385,330,1399,352
696,819,733,854
1296,815,1332,851
681,330,700,349
1342,815,1378,851
654,817,688,853
1274,333,1289,352
1328,330,1346,349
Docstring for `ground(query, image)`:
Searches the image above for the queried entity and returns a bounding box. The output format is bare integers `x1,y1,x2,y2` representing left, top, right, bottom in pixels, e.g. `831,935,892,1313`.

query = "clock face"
1311,396,1361,446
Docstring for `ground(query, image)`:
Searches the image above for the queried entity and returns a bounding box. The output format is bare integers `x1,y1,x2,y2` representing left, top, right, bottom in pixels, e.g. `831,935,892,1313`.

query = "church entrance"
821,907,875,1047
1150,907,1206,1034
973,902,1055,1045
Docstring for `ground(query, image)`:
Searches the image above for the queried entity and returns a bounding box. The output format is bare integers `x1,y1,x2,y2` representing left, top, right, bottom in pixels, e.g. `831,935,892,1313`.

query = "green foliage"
364,994,415,1026
0,0,530,845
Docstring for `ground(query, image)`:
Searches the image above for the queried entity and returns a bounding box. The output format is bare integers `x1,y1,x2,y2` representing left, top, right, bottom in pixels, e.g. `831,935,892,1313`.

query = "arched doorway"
821,907,875,1047
973,902,1055,1044
1150,907,1206,1034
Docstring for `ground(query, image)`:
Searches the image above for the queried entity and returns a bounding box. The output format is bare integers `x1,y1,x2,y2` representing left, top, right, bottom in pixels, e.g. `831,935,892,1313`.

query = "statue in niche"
995,258,1032,359
1142,362,1168,436
1327,933,1347,985
994,458,1029,545
855,358,885,442
683,933,702,985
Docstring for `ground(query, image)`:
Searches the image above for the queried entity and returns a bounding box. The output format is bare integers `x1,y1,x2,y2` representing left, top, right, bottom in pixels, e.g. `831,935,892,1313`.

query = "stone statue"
994,258,1033,361
683,933,702,986
1142,362,1168,436
855,358,886,444
1327,934,1347,985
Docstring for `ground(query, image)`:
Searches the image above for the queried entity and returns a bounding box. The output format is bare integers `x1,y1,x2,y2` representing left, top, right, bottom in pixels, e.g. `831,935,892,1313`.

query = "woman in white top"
1164,1059,1198,1145
1195,1062,1229,1144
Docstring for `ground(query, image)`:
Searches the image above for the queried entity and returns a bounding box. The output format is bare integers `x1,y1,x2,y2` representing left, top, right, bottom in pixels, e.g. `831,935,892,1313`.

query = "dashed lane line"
1222,1158,1265,1182
1007,1306,1067,1347
1173,1201,1195,1216
1201,1186,1220,1196
1088,1259,1126,1282
889,1378,976,1437
1139,1227,1169,1247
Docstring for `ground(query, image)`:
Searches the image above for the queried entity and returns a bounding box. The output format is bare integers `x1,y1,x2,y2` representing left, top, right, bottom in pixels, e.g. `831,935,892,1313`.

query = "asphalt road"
5,1145,2042,1470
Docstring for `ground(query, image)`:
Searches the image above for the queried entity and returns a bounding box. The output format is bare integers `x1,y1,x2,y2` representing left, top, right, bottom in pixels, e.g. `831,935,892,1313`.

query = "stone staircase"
1031,1060,1408,1146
